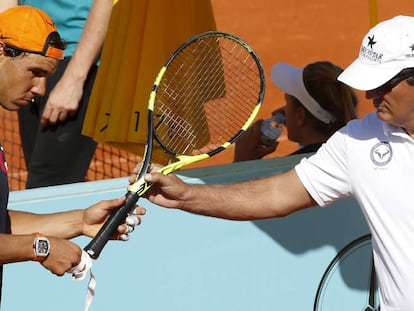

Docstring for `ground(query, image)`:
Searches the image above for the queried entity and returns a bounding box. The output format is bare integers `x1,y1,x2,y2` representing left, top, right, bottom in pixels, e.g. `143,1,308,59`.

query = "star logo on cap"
410,44,414,52
367,35,376,49
0,34,11,40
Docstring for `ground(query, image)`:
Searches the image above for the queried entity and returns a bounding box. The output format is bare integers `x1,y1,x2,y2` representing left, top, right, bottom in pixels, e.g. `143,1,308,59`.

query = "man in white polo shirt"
137,15,414,310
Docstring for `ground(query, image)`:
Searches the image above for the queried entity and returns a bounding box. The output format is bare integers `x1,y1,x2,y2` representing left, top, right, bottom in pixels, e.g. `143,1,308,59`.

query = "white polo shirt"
295,112,414,311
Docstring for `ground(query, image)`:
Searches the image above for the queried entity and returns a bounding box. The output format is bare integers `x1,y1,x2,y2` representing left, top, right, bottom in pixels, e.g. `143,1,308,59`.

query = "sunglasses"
372,68,414,95
3,45,24,57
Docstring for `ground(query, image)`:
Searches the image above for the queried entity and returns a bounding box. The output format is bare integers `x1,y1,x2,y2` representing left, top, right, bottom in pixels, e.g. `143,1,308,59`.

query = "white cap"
271,63,336,124
338,15,414,90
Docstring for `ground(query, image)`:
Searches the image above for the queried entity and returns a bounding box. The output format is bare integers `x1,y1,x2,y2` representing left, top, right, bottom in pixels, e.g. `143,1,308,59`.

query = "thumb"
144,171,172,187
144,172,159,183
104,196,127,212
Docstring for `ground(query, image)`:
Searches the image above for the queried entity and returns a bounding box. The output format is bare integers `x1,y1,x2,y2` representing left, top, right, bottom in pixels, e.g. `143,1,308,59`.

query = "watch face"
36,238,50,256
38,240,49,254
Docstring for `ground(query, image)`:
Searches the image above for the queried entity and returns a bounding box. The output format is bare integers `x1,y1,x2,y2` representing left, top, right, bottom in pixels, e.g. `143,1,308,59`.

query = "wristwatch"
33,232,50,262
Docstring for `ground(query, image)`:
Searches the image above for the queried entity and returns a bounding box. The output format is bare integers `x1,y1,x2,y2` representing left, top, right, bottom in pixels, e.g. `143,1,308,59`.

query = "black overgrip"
84,191,140,259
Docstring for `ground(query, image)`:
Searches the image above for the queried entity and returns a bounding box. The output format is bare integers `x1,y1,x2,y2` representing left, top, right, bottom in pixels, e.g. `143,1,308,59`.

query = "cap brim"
337,59,403,91
270,62,336,124
271,63,302,95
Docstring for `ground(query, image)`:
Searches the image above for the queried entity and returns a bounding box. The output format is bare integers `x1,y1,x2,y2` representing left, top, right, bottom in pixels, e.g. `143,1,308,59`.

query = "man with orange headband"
0,6,144,304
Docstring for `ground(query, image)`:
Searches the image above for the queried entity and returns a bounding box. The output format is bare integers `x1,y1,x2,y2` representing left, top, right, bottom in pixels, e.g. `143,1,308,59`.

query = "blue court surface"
3,155,375,310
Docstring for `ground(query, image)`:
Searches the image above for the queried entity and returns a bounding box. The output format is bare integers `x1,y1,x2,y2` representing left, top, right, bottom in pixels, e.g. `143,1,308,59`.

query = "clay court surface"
2,0,414,189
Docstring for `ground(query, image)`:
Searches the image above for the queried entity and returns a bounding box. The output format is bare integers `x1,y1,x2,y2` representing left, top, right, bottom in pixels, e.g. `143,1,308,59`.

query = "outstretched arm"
1,197,145,274
143,168,316,221
8,197,145,239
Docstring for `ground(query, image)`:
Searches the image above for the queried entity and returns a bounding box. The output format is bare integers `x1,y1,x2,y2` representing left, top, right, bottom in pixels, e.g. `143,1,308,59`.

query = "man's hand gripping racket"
84,31,265,259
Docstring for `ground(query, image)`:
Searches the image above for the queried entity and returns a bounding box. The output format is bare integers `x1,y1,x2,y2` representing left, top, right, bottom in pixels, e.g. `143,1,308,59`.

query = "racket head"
150,31,265,159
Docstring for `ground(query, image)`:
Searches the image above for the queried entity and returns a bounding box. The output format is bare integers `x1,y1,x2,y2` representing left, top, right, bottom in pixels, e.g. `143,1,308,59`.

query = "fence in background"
0,109,138,191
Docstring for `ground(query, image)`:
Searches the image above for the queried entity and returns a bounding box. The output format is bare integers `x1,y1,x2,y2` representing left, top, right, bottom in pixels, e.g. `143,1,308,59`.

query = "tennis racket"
84,31,265,259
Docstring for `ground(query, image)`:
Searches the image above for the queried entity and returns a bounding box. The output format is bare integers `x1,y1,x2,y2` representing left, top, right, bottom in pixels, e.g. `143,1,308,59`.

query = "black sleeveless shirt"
0,144,10,303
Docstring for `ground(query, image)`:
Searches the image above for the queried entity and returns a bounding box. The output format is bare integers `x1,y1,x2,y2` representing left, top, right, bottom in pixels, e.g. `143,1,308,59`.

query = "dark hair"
296,61,358,137
398,67,414,86
3,45,26,57
4,31,66,58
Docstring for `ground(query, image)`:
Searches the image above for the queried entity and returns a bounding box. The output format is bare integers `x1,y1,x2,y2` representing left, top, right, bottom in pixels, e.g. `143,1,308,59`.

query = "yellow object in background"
82,0,217,163
369,0,378,26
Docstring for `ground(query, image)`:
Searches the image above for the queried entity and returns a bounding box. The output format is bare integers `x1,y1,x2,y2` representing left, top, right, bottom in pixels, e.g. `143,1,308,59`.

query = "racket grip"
84,191,139,259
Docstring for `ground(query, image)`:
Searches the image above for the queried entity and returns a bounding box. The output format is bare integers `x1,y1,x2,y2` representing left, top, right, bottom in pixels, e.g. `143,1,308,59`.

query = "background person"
234,61,358,162
2,0,114,188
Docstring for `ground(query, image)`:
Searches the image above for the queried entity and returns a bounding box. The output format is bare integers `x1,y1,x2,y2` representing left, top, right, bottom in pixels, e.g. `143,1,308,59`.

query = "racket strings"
154,35,262,156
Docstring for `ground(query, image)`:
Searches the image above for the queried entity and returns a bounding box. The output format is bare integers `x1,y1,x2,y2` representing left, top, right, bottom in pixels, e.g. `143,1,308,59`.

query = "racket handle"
84,191,139,259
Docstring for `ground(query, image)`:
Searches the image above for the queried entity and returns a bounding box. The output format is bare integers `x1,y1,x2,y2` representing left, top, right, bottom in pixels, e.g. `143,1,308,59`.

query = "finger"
144,172,155,182
117,222,136,234
47,110,60,125
252,119,264,134
103,196,127,212
40,107,52,127
126,214,141,226
118,224,135,241
127,224,135,233
146,170,173,182
58,110,68,122
51,270,66,277
129,170,140,183
260,141,279,151
132,163,141,174
149,163,162,172
132,206,146,216
119,233,129,241
272,107,286,116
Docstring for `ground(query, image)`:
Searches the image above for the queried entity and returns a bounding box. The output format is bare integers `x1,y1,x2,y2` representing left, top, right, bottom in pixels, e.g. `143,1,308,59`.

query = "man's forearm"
0,233,36,264
64,0,113,81
169,170,313,221
8,210,83,239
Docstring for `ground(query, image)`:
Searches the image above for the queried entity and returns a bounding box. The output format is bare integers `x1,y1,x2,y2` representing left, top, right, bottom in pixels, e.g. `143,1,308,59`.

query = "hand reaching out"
128,163,187,210
234,119,278,162
81,197,146,240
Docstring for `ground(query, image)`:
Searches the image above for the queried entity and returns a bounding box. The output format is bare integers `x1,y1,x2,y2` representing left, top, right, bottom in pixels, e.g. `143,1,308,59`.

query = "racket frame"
84,31,265,259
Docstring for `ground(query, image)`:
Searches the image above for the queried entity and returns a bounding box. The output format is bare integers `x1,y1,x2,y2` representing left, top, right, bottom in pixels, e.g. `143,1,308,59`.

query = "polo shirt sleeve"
295,127,352,207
